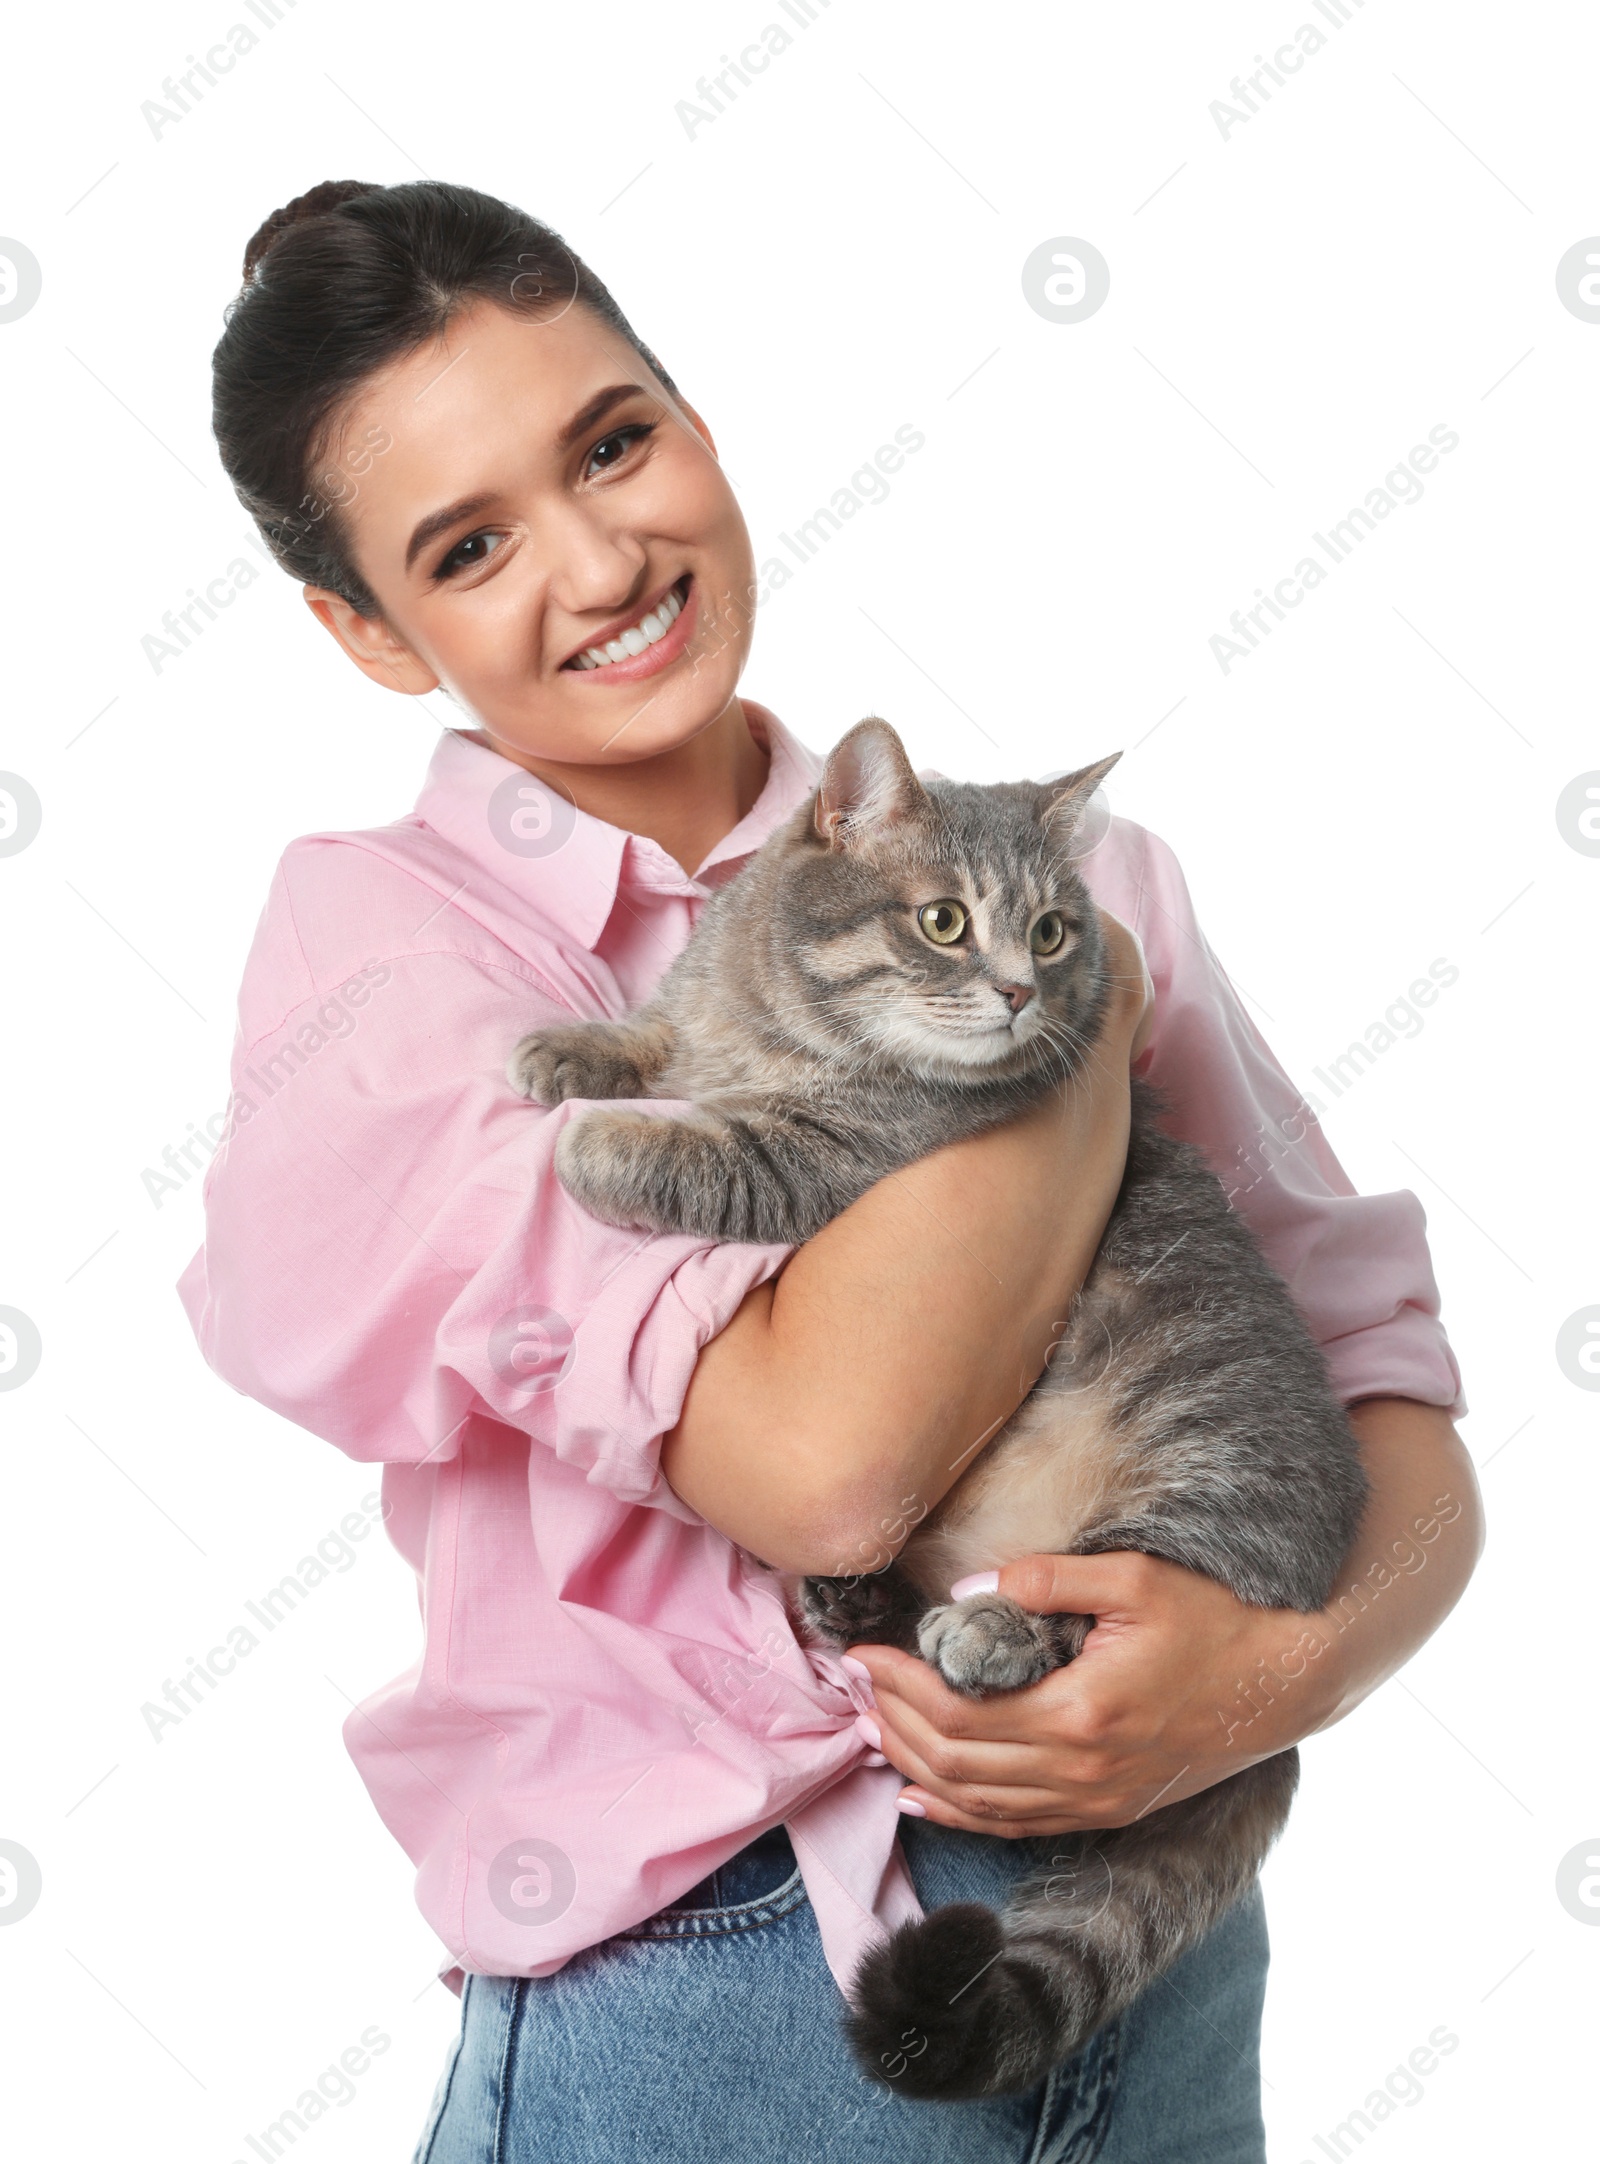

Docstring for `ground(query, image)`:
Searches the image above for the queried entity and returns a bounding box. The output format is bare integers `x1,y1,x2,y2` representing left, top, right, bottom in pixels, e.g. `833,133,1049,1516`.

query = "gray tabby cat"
507,717,1367,2102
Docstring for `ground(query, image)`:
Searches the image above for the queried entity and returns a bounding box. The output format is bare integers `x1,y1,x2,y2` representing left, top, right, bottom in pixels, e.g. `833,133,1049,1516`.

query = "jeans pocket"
623,1825,809,1940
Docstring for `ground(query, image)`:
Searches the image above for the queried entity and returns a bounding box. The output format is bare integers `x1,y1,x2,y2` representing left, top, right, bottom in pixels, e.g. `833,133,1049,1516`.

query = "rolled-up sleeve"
178,941,792,1515
1112,823,1465,1419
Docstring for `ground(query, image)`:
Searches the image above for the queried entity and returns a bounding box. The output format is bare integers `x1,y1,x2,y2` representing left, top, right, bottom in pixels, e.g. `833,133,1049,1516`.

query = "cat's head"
777,717,1121,1083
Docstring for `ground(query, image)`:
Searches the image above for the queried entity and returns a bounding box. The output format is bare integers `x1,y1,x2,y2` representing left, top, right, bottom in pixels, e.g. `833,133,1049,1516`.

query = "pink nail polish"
854,1712,882,1751
950,1570,1000,1600
896,1795,927,1818
840,1655,875,1695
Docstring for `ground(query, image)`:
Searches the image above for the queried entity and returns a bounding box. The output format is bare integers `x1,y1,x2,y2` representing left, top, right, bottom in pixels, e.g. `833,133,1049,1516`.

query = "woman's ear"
303,587,441,695
671,396,718,461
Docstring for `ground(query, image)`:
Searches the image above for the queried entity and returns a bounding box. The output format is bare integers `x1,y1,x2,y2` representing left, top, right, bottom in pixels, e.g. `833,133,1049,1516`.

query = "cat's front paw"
918,1593,1057,1697
552,1107,669,1230
507,1025,639,1106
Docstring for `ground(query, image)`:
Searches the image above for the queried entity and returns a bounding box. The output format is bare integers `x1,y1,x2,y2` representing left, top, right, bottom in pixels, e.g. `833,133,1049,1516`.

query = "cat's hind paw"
918,1592,1058,1697
797,1567,926,1654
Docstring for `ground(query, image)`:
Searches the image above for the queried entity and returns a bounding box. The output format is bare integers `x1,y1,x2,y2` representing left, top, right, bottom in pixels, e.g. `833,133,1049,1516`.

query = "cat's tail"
845,1749,1297,2101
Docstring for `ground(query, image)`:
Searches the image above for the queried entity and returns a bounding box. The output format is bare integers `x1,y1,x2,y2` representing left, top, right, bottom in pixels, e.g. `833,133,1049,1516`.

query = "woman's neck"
470,694,771,878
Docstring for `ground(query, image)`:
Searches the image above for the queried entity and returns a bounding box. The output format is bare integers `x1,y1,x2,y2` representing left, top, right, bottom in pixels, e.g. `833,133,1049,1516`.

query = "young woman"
185,180,1480,2162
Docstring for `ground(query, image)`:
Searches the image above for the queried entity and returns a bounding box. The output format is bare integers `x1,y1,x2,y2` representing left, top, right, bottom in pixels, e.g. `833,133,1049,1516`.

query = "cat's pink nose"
997,982,1034,1014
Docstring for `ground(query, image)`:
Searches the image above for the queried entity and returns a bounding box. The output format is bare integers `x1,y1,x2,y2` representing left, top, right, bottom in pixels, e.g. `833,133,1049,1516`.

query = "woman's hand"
847,1400,1481,1835
847,1550,1348,1837
1096,908,1155,1065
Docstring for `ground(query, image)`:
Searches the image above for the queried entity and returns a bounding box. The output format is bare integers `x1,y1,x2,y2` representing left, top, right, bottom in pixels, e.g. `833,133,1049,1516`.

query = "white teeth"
575,583,685,670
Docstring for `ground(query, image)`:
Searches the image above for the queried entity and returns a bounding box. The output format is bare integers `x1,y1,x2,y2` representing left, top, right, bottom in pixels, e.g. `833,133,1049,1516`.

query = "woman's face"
307,297,757,769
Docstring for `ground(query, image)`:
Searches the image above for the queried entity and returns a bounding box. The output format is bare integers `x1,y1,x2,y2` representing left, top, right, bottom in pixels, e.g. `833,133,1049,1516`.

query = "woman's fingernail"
950,1571,1000,1600
840,1654,875,1699
896,1795,927,1818
854,1712,882,1751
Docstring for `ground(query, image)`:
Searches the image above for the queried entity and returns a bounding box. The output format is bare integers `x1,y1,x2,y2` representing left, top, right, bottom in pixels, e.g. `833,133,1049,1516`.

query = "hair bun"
241,180,378,283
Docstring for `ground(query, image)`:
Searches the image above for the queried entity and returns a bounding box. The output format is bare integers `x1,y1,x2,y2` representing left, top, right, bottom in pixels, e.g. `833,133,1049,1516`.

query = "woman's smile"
563,571,696,681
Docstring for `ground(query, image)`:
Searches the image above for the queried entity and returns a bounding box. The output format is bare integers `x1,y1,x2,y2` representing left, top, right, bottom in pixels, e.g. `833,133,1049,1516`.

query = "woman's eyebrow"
555,380,655,451
406,492,497,573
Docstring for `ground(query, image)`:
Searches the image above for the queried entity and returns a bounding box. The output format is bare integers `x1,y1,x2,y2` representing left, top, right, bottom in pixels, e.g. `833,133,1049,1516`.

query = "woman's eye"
1030,911,1066,955
585,423,654,478
435,529,505,580
917,899,967,945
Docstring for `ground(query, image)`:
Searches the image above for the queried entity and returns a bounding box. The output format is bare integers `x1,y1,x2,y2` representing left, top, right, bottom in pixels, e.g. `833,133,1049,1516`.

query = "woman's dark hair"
212,179,676,614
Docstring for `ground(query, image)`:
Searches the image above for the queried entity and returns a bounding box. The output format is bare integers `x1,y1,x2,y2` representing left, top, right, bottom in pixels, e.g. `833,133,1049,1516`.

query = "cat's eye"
1030,911,1067,955
917,899,967,945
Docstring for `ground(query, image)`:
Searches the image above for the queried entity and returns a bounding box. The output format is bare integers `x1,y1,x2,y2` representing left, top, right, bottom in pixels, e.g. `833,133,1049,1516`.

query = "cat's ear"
1038,752,1122,844
814,718,930,847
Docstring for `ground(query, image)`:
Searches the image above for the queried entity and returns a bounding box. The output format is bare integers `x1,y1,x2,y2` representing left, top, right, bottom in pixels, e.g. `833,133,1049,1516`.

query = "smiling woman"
212,180,771,870
187,178,1477,2164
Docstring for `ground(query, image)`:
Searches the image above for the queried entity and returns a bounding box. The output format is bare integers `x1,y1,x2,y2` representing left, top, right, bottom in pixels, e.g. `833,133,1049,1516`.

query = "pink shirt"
177,700,1464,2000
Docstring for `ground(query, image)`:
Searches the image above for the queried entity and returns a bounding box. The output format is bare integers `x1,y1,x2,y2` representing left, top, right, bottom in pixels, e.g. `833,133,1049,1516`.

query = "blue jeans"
415,1820,1268,2163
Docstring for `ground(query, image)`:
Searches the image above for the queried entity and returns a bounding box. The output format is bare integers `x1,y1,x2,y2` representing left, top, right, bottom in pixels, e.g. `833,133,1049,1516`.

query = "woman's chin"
483,679,740,769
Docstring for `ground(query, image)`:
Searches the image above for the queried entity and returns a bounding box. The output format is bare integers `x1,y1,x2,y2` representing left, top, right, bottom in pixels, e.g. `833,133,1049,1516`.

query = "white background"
2,1,1595,2156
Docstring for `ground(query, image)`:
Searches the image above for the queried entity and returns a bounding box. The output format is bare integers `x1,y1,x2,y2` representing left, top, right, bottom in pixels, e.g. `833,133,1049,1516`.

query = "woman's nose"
542,504,649,619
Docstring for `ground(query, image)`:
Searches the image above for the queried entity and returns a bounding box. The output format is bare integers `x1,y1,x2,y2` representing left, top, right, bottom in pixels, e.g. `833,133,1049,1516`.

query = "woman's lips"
563,575,698,687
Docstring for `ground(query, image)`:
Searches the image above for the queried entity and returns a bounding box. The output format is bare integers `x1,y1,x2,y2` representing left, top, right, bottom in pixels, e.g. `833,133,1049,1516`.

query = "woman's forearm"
1302,1394,1484,1728
663,935,1147,1573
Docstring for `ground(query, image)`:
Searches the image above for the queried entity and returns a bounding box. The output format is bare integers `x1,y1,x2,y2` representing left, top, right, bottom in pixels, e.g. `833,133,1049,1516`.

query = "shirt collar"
410,699,823,954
